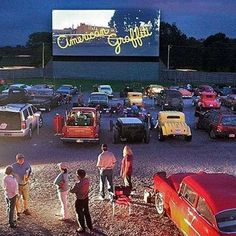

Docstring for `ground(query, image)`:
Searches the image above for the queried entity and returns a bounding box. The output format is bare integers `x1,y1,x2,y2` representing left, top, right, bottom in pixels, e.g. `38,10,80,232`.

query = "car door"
170,183,198,236
191,196,218,236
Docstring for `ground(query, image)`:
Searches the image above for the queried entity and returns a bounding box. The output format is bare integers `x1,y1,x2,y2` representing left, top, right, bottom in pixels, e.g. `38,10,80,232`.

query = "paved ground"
0,93,235,236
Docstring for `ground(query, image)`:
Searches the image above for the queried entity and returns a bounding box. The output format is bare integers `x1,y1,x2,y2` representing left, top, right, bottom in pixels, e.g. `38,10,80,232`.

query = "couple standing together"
97,143,133,200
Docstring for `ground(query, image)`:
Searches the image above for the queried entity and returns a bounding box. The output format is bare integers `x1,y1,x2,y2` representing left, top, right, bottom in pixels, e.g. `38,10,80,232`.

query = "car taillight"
217,124,223,132
21,121,26,129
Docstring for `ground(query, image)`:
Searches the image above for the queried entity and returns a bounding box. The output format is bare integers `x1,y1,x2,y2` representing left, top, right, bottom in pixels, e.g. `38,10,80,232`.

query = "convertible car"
153,171,236,236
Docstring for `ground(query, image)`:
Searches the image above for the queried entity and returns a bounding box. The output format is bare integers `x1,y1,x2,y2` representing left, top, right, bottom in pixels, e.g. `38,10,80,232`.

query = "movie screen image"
52,9,160,57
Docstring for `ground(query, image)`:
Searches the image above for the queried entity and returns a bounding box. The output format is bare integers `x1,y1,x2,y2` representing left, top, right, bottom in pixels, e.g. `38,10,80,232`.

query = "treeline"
0,22,236,72
160,22,236,72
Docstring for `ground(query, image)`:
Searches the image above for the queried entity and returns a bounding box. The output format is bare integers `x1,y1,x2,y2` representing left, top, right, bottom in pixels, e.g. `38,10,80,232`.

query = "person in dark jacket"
70,169,93,234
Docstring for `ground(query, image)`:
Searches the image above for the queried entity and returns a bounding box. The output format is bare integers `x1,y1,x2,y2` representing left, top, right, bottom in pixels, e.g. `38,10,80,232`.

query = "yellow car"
156,111,192,141
125,92,143,107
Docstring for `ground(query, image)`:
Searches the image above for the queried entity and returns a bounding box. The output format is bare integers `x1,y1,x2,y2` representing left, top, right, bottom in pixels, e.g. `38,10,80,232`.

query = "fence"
161,69,236,86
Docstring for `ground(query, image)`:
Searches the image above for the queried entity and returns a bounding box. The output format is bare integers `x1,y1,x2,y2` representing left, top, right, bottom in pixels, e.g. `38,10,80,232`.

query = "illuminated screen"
52,9,160,57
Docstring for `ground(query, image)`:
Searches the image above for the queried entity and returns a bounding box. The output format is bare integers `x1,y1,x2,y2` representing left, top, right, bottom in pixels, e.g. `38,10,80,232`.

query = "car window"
182,185,197,206
216,209,236,233
23,109,29,120
28,107,33,116
196,197,214,225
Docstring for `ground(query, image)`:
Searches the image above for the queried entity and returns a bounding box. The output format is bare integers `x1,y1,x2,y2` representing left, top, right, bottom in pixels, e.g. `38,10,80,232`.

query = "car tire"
209,129,216,139
27,126,33,139
113,130,119,144
185,135,192,142
158,129,165,141
109,120,114,132
143,130,150,144
38,116,43,128
155,192,165,217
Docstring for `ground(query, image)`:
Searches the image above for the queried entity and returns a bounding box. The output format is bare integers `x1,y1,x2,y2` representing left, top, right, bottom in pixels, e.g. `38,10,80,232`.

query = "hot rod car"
156,111,192,141
153,171,236,236
110,117,150,144
60,107,100,143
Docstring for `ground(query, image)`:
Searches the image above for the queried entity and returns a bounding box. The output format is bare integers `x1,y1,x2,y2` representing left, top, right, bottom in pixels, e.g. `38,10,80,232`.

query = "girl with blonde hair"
120,145,133,189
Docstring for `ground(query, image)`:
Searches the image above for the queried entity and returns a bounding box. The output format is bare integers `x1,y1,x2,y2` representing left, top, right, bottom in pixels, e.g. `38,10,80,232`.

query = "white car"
2,83,32,94
98,85,113,98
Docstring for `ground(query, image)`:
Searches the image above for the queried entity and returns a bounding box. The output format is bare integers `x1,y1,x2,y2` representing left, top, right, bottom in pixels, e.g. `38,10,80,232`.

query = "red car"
194,85,214,96
60,107,100,143
153,171,236,236
196,109,236,139
195,92,221,116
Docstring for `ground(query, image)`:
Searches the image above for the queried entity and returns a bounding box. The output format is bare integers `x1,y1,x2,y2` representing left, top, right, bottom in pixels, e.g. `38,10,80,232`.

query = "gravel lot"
0,93,235,236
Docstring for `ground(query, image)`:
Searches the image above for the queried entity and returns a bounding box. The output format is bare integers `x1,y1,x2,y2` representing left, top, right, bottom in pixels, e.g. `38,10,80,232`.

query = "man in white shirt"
3,165,18,228
97,144,116,200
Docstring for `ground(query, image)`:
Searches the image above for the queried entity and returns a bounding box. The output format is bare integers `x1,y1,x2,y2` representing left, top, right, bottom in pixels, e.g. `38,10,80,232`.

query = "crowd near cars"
0,81,236,235
0,82,235,142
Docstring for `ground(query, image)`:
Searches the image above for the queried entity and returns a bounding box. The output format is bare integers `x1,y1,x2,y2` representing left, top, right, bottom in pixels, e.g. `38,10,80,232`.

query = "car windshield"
33,90,53,96
59,86,71,90
216,209,236,233
204,95,215,99
89,95,107,101
221,116,236,126
100,87,111,92
166,92,181,98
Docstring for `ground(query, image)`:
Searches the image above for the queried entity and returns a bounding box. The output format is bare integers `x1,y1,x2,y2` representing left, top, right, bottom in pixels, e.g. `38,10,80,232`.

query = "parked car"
153,171,236,236
0,103,43,138
213,84,234,96
60,107,100,143
196,109,236,139
110,117,150,144
144,84,164,98
156,111,192,141
178,87,193,98
97,85,113,98
88,92,109,113
120,83,144,98
124,92,143,107
28,89,62,112
154,90,184,111
220,94,236,111
0,87,30,106
195,92,221,116
56,84,78,95
194,85,214,96
1,83,32,95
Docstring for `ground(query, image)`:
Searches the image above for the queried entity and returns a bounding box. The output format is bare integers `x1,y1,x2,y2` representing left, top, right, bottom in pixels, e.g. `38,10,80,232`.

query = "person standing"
12,153,32,218
97,144,116,200
54,162,69,221
70,169,93,234
2,165,18,228
120,145,133,190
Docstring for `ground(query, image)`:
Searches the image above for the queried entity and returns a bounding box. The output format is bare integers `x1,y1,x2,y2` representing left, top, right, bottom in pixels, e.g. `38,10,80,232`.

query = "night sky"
0,0,236,46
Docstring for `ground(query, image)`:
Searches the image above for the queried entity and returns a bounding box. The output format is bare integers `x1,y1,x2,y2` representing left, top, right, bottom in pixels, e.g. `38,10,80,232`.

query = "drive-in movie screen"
52,9,160,56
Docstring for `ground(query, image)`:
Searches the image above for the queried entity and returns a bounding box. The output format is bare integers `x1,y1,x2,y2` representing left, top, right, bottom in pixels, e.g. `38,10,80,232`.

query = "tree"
26,32,52,47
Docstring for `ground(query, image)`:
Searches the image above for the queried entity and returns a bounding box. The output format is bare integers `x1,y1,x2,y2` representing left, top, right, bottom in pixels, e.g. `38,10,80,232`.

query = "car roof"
184,172,236,215
0,103,28,112
127,92,142,95
99,85,111,88
90,92,108,96
159,111,184,116
118,117,143,124
71,107,96,113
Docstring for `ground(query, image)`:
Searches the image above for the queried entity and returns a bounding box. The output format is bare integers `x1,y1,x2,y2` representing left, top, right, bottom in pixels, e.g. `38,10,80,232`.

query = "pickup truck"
60,107,100,143
153,171,236,236
0,87,30,105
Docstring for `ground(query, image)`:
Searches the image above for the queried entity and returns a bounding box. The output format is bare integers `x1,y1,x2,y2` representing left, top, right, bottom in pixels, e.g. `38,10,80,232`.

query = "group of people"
2,144,134,234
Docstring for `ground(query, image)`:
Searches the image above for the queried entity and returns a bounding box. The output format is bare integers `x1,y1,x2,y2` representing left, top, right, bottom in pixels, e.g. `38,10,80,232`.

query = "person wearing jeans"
2,165,18,228
70,169,93,234
54,162,69,220
97,144,116,200
12,153,32,217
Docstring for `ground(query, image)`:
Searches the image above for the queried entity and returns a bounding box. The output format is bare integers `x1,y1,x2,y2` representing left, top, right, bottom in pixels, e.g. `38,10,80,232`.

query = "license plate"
76,139,83,143
175,129,181,133
209,104,213,107
229,134,235,138
4,133,12,136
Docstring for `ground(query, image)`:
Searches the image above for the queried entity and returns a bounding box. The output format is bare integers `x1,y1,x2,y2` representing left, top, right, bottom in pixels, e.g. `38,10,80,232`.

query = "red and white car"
153,171,236,236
